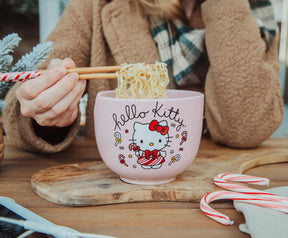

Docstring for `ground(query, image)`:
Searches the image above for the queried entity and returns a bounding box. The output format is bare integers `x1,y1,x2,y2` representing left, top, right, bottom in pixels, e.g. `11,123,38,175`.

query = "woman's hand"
16,58,87,127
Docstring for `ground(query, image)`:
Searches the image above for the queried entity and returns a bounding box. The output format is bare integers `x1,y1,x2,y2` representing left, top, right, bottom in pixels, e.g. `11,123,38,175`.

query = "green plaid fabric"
250,0,279,49
149,0,278,86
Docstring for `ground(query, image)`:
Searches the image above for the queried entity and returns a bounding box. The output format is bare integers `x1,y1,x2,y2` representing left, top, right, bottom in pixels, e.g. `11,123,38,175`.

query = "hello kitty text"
112,104,149,130
112,102,185,131
152,102,185,131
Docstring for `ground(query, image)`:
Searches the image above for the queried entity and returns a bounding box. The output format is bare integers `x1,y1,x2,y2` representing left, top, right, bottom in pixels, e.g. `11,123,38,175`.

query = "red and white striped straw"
0,71,41,82
200,173,288,225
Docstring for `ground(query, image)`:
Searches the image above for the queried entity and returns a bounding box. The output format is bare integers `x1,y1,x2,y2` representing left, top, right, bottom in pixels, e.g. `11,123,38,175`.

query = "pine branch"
0,33,53,101
0,33,21,58
12,41,53,72
0,55,13,73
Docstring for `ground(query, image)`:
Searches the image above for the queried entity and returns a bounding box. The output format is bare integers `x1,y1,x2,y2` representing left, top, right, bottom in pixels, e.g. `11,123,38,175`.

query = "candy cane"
216,173,270,185
118,154,128,167
200,173,288,225
0,71,41,82
168,154,181,166
180,131,188,145
114,132,122,146
214,173,288,204
129,143,139,151
201,190,288,225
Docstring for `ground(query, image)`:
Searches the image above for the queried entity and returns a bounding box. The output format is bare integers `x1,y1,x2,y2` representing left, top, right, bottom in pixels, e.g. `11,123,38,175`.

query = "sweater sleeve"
2,0,94,153
201,0,284,148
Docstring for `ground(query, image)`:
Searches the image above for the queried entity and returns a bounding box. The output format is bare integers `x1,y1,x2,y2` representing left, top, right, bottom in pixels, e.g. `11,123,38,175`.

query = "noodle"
115,61,169,99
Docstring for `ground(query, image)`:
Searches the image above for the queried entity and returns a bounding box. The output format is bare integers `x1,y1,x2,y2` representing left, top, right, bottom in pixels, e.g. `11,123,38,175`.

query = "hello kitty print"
129,120,170,169
112,102,189,170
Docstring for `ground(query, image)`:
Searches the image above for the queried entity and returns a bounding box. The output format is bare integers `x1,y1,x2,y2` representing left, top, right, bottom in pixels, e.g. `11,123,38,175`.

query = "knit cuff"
18,112,81,153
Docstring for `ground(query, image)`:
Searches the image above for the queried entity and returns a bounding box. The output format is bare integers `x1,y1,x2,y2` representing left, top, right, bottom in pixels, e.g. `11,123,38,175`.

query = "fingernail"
67,72,79,83
70,72,79,79
55,67,67,76
63,57,73,64
79,78,86,85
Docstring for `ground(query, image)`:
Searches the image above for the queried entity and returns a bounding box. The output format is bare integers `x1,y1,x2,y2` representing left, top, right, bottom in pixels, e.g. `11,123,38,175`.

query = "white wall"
38,0,62,43
276,0,288,96
271,0,284,22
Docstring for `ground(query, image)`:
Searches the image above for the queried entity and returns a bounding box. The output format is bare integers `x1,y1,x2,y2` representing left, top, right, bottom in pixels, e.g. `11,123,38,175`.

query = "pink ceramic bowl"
94,89,204,185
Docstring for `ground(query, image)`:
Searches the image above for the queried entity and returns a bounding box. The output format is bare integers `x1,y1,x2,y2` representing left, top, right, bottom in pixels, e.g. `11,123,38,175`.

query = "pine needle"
0,33,21,58
12,41,53,72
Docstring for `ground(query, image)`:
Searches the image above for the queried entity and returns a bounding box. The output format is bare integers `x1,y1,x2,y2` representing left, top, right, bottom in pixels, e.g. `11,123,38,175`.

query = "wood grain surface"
1,137,288,238
31,137,288,206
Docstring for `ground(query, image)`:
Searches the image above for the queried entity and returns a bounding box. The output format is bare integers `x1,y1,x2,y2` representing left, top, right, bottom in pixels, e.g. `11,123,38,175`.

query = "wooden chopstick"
39,66,121,80
67,66,122,74
78,73,117,80
69,66,120,79
41,64,158,75
0,64,166,82
40,64,163,80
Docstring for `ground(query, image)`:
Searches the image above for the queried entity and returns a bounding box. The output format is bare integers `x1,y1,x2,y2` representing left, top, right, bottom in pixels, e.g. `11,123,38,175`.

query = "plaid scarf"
149,0,279,86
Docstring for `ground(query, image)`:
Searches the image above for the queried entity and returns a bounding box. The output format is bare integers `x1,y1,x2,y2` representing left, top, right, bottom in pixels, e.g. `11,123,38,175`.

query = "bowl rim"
96,89,204,102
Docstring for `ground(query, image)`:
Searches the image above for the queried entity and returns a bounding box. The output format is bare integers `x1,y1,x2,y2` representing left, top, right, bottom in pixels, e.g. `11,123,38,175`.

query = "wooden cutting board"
31,142,288,207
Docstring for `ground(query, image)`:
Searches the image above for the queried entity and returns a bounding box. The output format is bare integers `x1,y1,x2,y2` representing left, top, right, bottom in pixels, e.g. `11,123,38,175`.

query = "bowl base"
120,176,176,185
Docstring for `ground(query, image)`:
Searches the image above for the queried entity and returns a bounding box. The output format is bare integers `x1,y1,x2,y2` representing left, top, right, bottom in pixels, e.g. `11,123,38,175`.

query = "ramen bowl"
94,89,204,185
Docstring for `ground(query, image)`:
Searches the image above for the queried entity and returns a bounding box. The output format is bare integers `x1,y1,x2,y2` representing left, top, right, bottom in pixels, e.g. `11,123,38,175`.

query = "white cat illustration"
129,120,170,169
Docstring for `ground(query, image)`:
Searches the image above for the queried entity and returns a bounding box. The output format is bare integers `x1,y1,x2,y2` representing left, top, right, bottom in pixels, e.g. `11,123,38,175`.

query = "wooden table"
1,136,288,238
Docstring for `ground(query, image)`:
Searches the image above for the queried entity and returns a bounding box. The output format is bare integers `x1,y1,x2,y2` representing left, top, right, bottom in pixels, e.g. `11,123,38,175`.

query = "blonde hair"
134,0,187,22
